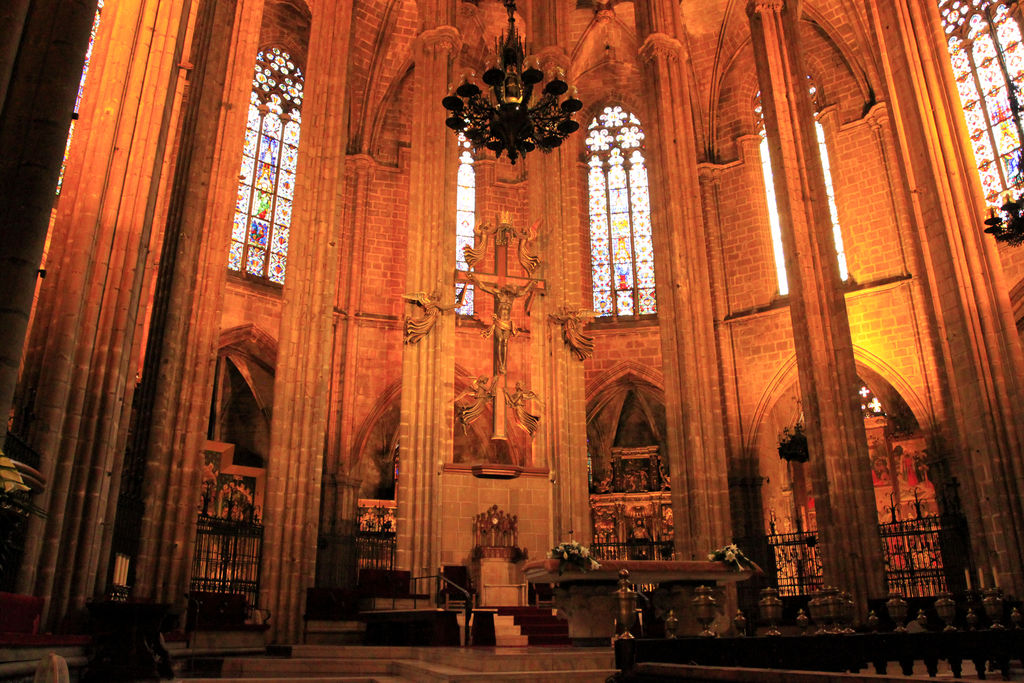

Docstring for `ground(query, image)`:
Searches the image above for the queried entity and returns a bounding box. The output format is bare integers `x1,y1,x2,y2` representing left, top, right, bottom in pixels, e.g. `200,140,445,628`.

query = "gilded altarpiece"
589,445,673,559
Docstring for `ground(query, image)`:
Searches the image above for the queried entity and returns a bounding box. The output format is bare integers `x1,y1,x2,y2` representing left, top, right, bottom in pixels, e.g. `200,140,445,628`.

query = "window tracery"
228,47,304,285
755,88,848,296
57,0,105,196
586,106,656,319
456,134,475,315
940,0,1024,204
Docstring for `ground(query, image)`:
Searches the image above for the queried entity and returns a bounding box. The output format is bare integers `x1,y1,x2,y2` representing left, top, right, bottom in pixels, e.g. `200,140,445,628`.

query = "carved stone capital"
537,46,570,73
638,33,683,65
413,25,461,61
746,0,784,16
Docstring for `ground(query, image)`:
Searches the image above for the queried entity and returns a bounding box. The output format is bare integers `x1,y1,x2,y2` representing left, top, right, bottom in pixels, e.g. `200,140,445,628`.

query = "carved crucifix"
455,216,544,450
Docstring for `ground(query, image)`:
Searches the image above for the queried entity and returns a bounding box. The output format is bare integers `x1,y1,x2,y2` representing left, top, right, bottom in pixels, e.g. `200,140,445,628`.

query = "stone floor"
174,644,618,682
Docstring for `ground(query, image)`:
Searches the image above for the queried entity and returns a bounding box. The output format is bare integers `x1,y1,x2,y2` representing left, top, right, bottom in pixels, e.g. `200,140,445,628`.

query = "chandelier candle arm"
441,0,582,163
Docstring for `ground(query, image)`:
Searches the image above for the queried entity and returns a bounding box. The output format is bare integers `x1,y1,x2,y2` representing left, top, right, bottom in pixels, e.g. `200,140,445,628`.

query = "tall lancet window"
455,134,475,315
229,48,304,285
586,105,656,319
940,0,1024,204
755,88,849,297
57,0,105,196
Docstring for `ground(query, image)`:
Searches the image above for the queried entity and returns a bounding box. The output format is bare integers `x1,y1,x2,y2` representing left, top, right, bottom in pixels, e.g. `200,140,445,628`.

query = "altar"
522,559,754,646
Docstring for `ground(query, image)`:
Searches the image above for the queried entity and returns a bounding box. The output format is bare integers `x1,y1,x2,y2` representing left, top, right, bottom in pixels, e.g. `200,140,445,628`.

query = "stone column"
525,1,590,546
260,0,352,643
11,0,192,627
633,0,732,558
396,22,460,580
131,0,263,606
0,0,100,423
864,0,1024,594
747,0,885,605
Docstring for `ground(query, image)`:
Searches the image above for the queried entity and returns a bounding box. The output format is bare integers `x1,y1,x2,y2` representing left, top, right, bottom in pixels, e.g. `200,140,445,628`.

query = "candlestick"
978,567,986,590
965,568,972,591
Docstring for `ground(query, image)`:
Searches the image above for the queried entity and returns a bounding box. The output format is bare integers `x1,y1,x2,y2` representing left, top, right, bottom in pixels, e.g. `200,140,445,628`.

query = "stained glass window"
57,0,105,196
755,90,848,296
940,0,1024,204
229,47,303,284
586,106,656,318
455,134,475,315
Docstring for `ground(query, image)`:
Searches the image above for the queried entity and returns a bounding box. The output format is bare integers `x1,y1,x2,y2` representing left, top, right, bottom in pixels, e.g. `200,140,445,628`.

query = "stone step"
303,620,366,645
359,597,434,611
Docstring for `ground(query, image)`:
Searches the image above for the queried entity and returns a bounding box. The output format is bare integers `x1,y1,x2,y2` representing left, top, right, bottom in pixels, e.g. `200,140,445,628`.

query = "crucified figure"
468,272,536,375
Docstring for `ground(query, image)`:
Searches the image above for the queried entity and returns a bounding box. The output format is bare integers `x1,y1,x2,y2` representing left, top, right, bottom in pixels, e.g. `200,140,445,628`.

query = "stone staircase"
494,607,571,646
174,644,616,682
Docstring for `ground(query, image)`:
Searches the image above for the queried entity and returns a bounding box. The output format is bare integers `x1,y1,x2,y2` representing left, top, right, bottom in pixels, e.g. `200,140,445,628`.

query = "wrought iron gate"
189,513,263,608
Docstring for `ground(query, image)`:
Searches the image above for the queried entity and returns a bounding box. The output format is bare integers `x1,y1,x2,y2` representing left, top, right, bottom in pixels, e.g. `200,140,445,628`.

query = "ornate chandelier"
442,0,583,164
984,192,1024,246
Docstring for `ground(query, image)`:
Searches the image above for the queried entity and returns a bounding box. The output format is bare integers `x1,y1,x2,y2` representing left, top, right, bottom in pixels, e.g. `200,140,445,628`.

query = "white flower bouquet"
707,543,756,571
548,540,601,573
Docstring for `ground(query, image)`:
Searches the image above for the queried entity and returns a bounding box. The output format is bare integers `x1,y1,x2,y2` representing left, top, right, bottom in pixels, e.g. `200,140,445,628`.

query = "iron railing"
356,531,396,571
590,540,673,561
766,529,823,597
189,513,263,609
879,513,969,597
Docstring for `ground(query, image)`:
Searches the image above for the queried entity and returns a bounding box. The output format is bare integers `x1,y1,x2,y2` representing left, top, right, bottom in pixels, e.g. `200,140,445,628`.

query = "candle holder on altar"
808,591,824,634
614,569,637,640
796,608,810,634
982,588,1005,630
915,608,929,630
966,607,979,630
663,609,679,639
1011,607,1022,629
934,592,957,632
824,587,841,634
866,609,880,632
758,587,783,636
693,585,718,638
840,591,855,633
733,610,747,637
886,592,909,632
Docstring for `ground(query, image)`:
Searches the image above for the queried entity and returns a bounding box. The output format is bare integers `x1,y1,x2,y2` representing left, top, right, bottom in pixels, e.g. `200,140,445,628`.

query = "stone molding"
413,25,461,60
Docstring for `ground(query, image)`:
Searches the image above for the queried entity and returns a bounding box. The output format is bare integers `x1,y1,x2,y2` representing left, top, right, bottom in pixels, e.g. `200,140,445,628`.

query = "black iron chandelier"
984,192,1024,246
442,0,583,164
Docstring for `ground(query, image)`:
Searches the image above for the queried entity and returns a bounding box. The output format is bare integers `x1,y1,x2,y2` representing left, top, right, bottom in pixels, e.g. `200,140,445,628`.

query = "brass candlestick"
693,585,718,638
866,609,880,632
614,568,637,640
733,610,748,637
796,608,810,635
1011,606,1022,629
758,587,783,636
982,588,1005,630
934,592,957,632
886,592,908,633
663,609,679,638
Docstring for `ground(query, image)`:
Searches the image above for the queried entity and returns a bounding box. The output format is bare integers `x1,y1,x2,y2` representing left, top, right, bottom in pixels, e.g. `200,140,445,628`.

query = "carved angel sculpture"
462,221,492,270
455,375,496,434
515,218,542,276
504,381,541,437
550,307,596,361
402,286,465,345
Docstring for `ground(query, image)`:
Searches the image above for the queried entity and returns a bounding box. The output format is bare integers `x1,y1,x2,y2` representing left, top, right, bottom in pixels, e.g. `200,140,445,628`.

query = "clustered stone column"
396,18,461,579
259,0,353,643
0,0,100,431
746,0,885,607
132,0,264,607
865,0,1024,596
11,0,192,628
525,1,591,546
634,0,732,558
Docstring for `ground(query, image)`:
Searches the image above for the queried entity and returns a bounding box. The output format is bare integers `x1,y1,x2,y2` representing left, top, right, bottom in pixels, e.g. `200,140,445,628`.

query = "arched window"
228,48,304,285
586,106,656,319
940,0,1024,204
57,0,105,196
455,134,475,315
755,89,849,296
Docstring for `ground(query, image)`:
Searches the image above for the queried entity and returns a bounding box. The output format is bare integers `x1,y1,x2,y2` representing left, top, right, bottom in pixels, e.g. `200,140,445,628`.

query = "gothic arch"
350,379,402,479
745,348,930,455
218,323,278,370
258,0,313,69
570,9,640,81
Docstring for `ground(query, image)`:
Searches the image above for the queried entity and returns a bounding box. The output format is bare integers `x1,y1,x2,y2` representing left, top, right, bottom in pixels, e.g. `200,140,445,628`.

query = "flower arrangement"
777,422,809,463
548,541,600,574
707,543,755,571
